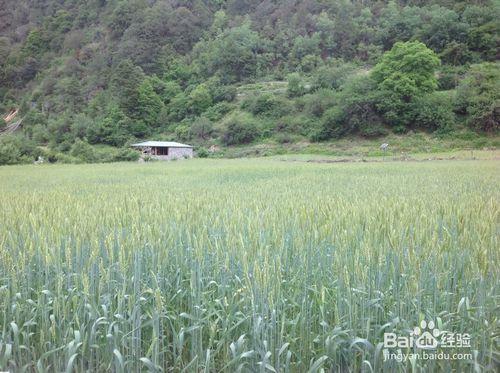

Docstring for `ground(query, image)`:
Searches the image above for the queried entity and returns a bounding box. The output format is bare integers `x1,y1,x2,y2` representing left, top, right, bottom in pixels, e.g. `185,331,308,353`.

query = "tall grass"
0,159,498,372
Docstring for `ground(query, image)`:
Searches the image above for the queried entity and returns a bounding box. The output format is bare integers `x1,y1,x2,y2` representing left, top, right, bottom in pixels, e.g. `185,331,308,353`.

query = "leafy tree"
290,33,321,67
372,41,440,99
455,63,499,132
0,137,22,165
161,81,183,104
312,62,357,91
319,76,385,139
372,41,440,128
87,104,130,146
418,6,467,54
189,84,213,115
196,21,263,83
190,117,214,140
167,93,190,123
22,30,48,58
109,60,145,118
136,79,164,127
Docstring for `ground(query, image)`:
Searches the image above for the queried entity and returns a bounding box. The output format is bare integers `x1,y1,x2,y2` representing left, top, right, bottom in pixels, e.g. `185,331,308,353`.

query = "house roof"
131,141,193,148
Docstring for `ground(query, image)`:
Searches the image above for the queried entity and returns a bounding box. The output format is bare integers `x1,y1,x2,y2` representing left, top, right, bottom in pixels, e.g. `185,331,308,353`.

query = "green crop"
0,159,498,372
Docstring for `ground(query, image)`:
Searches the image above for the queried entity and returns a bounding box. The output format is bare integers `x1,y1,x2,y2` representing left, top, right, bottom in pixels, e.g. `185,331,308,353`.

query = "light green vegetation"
0,160,498,371
222,133,499,159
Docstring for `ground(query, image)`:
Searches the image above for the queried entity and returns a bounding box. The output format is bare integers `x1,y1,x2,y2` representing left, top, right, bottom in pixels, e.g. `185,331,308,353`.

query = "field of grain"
0,160,498,372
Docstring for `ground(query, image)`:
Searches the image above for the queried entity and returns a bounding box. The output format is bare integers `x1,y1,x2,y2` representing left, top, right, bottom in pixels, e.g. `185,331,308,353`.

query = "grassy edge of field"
215,132,499,161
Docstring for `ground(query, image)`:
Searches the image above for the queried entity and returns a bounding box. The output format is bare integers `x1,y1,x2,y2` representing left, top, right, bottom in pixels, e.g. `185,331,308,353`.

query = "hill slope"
0,0,498,164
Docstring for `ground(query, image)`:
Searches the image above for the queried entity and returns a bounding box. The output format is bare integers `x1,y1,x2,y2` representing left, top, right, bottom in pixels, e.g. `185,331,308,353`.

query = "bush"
312,62,357,90
0,135,40,165
411,92,455,132
202,102,235,122
113,148,140,162
196,147,209,158
275,115,322,138
190,117,214,140
287,73,306,97
70,139,97,163
241,94,293,118
437,65,467,90
318,76,385,139
222,112,261,145
297,89,337,118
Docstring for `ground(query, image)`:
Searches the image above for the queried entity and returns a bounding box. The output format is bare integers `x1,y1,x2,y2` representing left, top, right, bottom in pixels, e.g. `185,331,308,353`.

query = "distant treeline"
0,0,498,164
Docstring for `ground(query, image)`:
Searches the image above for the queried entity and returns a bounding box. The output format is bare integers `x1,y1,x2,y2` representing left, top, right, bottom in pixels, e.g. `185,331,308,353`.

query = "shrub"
297,89,337,118
70,139,97,163
196,147,209,158
202,102,235,122
312,62,357,90
113,148,140,162
437,65,467,90
189,83,213,115
318,76,385,139
241,94,293,118
222,112,261,145
411,92,455,132
190,117,214,140
0,135,40,165
287,73,306,97
276,115,322,138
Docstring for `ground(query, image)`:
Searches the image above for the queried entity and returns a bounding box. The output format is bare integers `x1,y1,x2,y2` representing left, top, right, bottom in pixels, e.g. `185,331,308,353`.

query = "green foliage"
297,89,336,118
113,147,141,162
196,21,263,83
0,0,498,163
287,73,306,98
321,76,386,139
372,41,441,128
372,41,441,99
110,60,146,118
312,62,358,91
202,102,235,122
412,91,455,132
241,93,293,118
87,104,130,146
438,65,467,90
137,79,164,127
455,63,499,132
22,30,48,58
0,135,40,165
189,84,213,115
189,117,214,140
222,112,261,145
167,93,190,123
70,139,96,163
196,147,209,158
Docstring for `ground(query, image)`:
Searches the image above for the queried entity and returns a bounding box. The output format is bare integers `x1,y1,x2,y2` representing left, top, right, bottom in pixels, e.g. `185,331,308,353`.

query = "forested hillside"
0,0,498,164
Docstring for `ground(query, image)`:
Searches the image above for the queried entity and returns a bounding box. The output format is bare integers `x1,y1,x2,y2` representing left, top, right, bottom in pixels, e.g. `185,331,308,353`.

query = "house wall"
153,147,193,160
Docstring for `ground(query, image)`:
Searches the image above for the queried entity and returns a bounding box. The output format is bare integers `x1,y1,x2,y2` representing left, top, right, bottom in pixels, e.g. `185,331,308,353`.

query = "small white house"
131,141,193,160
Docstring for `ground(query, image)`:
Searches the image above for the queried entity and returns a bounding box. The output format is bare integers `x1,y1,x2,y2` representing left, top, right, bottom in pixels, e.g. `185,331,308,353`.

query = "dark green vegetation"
0,0,499,164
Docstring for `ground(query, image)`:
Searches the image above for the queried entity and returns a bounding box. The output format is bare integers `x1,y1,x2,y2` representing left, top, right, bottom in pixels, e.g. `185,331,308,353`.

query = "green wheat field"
0,159,498,372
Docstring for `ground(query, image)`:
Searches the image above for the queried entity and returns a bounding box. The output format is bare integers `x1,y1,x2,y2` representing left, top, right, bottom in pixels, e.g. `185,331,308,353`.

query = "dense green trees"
0,0,498,164
456,63,499,132
372,41,441,129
